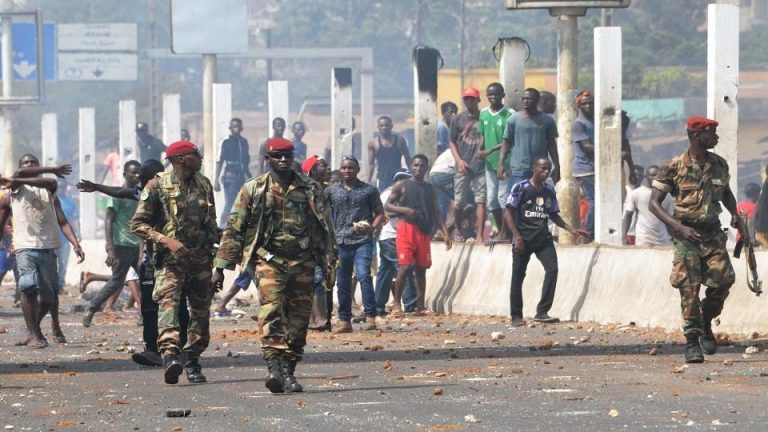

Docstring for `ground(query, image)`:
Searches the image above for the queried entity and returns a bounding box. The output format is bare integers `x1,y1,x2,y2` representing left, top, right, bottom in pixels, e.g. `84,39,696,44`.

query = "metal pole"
360,52,374,180
202,53,217,179
149,0,159,132
555,15,581,245
2,16,15,174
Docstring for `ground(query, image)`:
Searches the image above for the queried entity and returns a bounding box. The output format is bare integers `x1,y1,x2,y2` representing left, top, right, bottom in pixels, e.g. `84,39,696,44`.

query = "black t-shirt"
219,135,250,177
399,179,436,235
506,179,560,250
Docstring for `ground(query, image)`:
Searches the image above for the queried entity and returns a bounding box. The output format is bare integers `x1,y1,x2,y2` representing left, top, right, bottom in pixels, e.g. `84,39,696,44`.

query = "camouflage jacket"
213,172,334,270
130,171,219,265
652,150,730,229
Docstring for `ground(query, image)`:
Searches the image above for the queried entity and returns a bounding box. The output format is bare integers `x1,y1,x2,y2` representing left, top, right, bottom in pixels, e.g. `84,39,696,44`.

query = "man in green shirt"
83,160,142,327
477,82,513,238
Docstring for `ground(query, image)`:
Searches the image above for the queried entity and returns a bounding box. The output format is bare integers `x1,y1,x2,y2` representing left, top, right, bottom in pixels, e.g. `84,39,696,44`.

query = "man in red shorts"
385,154,452,315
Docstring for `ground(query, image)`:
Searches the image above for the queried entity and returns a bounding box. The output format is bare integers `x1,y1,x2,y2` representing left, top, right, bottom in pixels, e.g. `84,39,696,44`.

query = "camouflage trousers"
253,255,314,361
670,231,735,336
153,257,213,359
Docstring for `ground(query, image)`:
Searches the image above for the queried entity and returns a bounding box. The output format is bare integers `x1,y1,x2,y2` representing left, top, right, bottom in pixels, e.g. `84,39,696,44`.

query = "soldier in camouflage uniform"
131,141,219,384
212,138,333,394
650,117,739,364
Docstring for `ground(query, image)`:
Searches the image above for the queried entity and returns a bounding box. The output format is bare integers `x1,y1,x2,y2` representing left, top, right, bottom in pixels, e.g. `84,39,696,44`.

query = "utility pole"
202,54,217,178
554,14,581,245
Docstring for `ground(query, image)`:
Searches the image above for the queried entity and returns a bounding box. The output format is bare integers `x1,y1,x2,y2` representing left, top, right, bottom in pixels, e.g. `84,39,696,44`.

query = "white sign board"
58,23,138,52
58,53,138,81
170,0,248,54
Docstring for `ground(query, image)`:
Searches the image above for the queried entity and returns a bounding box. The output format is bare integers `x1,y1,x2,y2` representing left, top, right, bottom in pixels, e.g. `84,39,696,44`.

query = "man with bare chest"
368,116,411,192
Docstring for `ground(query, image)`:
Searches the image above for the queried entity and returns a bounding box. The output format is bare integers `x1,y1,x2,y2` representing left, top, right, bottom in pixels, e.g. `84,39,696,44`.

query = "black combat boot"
163,354,184,384
185,357,207,383
282,357,303,393
699,318,717,355
685,335,704,364
265,356,284,394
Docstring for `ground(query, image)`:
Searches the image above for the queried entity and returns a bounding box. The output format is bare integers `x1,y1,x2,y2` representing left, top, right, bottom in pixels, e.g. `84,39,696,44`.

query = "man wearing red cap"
131,141,219,385
212,138,334,394
450,87,487,243
650,116,739,364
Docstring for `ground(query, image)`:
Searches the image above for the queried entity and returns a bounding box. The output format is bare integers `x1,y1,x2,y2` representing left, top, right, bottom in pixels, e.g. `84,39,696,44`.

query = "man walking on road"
0,156,84,348
326,156,385,333
504,158,583,326
212,138,334,394
386,155,452,315
650,117,739,364
83,160,143,328
131,141,219,384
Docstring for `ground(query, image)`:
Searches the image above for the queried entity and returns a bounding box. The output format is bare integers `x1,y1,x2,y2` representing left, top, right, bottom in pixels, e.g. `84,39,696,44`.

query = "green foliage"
640,67,705,98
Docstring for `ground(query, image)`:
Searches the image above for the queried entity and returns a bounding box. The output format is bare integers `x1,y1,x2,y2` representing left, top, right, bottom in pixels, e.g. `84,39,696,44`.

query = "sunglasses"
268,151,294,160
340,155,358,162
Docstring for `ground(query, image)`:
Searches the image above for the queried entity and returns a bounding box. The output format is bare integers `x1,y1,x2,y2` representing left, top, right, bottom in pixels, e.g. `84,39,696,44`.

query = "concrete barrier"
426,242,768,335
68,240,768,335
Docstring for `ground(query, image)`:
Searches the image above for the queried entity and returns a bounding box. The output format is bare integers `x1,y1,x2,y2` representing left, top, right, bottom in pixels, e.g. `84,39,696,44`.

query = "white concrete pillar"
413,46,440,166
202,54,217,179
331,68,353,169
555,15,581,245
499,38,527,112
162,93,181,145
0,116,5,173
707,3,739,200
212,83,232,222
360,69,374,179
267,80,289,133
118,100,137,164
593,27,623,246
41,113,58,167
79,108,96,240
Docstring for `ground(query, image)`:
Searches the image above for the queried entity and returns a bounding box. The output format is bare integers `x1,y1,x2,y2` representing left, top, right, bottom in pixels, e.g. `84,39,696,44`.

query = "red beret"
266,138,295,153
687,116,718,132
165,141,198,159
462,87,480,99
575,91,594,104
301,155,320,174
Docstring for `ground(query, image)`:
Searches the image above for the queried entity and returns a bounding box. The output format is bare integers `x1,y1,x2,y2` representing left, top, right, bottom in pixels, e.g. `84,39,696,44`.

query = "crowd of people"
1,83,768,394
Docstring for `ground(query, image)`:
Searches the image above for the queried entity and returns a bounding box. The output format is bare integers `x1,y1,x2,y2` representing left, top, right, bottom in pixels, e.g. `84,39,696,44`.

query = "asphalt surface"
1,285,768,431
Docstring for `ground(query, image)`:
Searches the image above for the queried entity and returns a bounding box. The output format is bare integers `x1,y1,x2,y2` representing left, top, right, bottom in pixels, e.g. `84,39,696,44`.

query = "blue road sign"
0,22,56,81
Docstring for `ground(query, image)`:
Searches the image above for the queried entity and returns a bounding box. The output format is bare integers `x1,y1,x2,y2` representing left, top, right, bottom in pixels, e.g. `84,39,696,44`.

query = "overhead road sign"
58,52,137,81
170,0,248,54
58,23,137,52
506,0,630,7
0,21,55,81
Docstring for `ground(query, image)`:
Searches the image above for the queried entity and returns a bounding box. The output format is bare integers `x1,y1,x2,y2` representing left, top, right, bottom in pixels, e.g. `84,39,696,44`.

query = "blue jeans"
57,243,70,292
576,175,595,238
16,249,59,304
233,268,256,290
336,242,375,321
374,238,417,314
219,176,245,227
485,169,512,211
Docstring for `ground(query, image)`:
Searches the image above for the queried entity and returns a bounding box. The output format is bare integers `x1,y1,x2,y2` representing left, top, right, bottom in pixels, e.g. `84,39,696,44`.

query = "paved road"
1,289,767,431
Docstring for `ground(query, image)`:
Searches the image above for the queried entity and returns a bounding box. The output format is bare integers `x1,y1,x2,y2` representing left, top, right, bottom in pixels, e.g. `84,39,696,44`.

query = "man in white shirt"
622,165,673,246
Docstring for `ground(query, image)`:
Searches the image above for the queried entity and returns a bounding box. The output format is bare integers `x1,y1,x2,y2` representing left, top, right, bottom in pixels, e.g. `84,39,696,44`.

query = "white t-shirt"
378,188,398,241
429,150,455,175
624,185,673,246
